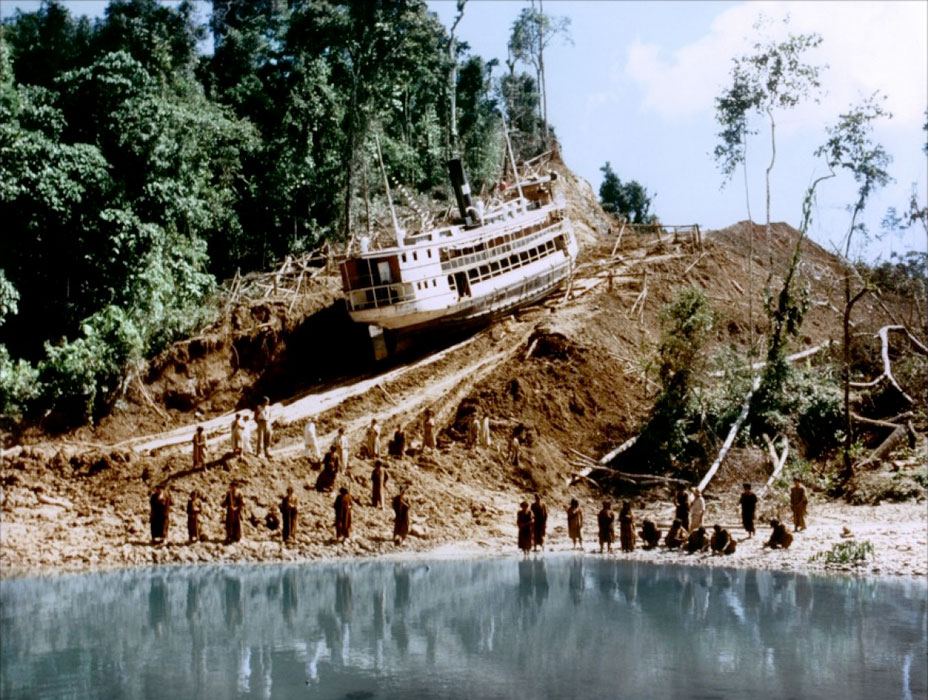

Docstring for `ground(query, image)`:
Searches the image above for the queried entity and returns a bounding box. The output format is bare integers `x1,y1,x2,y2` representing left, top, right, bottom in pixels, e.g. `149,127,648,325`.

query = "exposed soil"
2,162,925,581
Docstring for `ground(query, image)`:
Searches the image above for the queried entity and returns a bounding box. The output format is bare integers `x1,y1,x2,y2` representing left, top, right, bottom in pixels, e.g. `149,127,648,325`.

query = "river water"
2,557,925,699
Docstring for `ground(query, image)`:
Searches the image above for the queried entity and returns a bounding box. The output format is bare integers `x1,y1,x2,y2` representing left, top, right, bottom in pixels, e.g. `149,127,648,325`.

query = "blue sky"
4,1,926,262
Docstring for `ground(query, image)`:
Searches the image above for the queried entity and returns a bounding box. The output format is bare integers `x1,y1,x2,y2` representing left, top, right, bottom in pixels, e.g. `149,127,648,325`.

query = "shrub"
810,540,874,565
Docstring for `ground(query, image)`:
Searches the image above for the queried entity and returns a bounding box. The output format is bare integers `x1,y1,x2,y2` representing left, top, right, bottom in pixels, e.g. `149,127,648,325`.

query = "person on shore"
507,431,521,467
280,486,298,543
531,494,548,552
639,519,661,550
315,445,339,492
790,477,808,532
241,415,254,455
255,397,272,459
710,524,736,555
371,460,388,509
334,487,352,542
685,526,709,554
150,484,172,544
566,498,584,549
619,501,636,553
423,408,436,450
388,426,407,459
231,414,244,456
192,426,207,468
764,518,793,550
674,486,690,530
392,487,410,545
665,518,687,549
597,501,615,554
186,489,203,543
222,483,245,544
739,483,758,538
689,487,705,531
479,415,492,448
365,418,381,459
336,427,350,473
304,419,321,462
517,501,534,555
466,413,479,449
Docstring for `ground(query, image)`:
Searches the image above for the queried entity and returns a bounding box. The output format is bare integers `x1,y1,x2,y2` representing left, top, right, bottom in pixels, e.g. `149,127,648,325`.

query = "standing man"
334,487,352,542
790,477,808,532
517,501,533,556
392,487,410,545
597,501,615,554
186,489,203,543
366,418,382,459
337,427,350,473
507,430,521,467
222,483,245,543
255,397,272,459
315,445,339,492
241,415,254,455
689,487,705,531
371,460,389,509
304,419,321,462
466,414,479,449
192,426,207,468
566,498,583,550
530,494,548,552
674,486,690,530
739,483,758,538
423,408,436,450
618,501,636,553
231,414,244,456
479,415,492,448
280,486,298,544
150,484,172,544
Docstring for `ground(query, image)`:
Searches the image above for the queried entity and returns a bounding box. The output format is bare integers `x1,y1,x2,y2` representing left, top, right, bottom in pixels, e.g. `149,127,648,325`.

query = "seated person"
764,518,794,550
388,427,407,458
664,519,687,549
684,526,710,554
638,519,662,550
710,524,736,555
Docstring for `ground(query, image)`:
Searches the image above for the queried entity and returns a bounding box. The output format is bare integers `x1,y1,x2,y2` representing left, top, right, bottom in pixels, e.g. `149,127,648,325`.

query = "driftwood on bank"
697,374,761,493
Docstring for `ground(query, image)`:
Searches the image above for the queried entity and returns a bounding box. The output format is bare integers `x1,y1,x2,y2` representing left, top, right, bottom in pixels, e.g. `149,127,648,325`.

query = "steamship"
338,159,578,351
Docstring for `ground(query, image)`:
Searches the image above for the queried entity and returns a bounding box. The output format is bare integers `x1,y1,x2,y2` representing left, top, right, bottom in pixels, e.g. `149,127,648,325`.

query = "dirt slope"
1,160,924,578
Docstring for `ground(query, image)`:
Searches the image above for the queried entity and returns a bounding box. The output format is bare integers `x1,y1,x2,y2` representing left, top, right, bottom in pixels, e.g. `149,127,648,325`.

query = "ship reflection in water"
2,557,925,699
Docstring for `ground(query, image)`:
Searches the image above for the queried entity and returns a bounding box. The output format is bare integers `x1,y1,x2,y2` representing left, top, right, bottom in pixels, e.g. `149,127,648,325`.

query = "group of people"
516,478,809,556
149,471,413,548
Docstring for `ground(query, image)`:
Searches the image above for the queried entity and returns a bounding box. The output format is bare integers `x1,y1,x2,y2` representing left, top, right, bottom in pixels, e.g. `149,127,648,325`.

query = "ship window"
468,268,478,281
500,258,510,270
432,279,437,287
448,275,455,289
413,251,418,261
519,252,529,263
402,253,407,263
509,254,519,267
479,265,490,279
427,249,432,258
490,261,500,273
377,261,392,283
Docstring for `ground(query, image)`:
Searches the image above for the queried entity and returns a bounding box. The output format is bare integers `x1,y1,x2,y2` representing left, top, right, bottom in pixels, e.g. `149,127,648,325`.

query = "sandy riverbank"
2,494,924,581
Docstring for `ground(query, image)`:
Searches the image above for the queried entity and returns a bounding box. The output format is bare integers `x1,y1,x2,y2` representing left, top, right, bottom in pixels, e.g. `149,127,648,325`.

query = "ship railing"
441,218,566,273
347,281,417,311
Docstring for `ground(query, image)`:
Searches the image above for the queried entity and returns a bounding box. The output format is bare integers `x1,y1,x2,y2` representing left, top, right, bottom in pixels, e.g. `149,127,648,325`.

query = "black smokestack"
447,158,474,226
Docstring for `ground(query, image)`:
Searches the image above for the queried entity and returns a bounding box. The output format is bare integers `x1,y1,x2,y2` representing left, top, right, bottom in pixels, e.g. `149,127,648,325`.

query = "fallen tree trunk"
760,434,789,496
858,424,910,468
697,375,761,493
708,341,832,377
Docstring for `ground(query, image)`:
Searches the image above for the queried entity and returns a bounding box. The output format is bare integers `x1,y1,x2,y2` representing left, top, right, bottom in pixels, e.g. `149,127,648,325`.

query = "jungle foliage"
0,0,552,427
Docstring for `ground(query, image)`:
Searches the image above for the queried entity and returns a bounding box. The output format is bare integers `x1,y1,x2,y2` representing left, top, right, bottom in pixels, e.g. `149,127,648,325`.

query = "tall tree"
599,162,655,224
507,2,570,148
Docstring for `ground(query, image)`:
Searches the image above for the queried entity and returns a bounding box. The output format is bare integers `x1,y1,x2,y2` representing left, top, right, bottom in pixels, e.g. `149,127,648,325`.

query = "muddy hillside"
1,158,924,577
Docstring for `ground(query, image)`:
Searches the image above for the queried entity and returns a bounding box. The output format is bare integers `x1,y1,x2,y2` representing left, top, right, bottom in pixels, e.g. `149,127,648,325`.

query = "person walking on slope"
365,418,381,459
739,483,758,538
304,419,321,462
192,426,207,468
674,486,690,530
230,414,244,456
531,494,548,552
423,408,436,450
337,427,350,473
254,397,273,458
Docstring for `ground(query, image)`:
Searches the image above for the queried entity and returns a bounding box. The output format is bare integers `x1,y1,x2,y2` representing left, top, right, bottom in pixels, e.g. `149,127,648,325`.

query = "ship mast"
500,112,525,206
375,133,403,247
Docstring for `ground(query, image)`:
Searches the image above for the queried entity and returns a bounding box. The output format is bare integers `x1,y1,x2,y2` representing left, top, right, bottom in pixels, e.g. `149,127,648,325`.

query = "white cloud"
625,1,928,128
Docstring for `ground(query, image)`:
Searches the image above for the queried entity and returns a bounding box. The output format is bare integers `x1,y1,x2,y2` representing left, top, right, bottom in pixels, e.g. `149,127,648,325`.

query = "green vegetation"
0,0,558,427
598,162,655,224
810,540,875,566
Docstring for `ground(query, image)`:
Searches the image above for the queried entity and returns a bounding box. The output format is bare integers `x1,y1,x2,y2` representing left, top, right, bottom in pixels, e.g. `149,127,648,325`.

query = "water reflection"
2,558,925,700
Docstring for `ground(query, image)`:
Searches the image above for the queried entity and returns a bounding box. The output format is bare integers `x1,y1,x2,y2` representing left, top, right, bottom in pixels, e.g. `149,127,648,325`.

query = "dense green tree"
599,162,654,224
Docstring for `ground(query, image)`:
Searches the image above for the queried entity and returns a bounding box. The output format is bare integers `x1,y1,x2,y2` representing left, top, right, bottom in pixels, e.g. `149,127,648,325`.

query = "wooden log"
858,425,908,467
879,325,915,404
697,375,761,493
610,221,627,258
760,435,789,496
